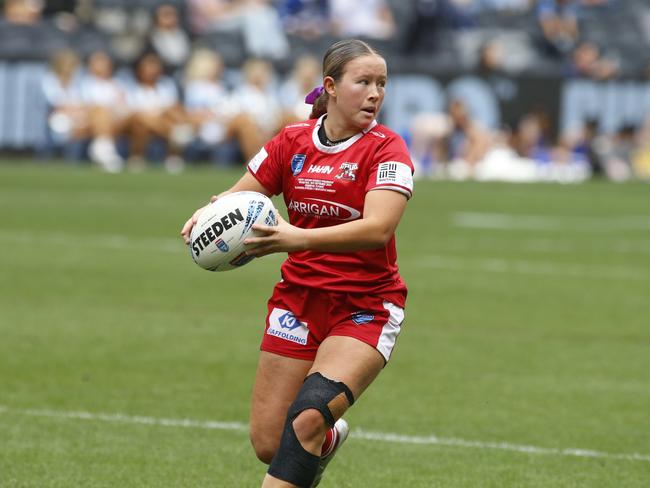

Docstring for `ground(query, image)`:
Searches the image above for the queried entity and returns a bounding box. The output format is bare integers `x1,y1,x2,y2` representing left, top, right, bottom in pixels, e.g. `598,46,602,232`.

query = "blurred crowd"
41,46,319,172
1,0,649,181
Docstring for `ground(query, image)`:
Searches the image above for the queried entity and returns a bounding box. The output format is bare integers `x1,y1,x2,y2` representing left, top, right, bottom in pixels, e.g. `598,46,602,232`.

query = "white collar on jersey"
312,114,378,154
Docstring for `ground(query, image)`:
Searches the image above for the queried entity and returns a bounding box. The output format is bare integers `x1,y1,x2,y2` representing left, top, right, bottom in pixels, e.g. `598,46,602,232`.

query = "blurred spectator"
479,0,532,12
329,0,396,40
3,0,43,24
231,58,283,141
148,4,191,73
536,0,579,57
278,54,322,122
277,0,330,40
564,119,605,176
599,124,637,181
632,119,650,180
404,0,477,51
513,112,552,163
80,50,129,172
477,38,508,76
183,48,262,164
188,0,289,60
42,49,86,146
443,98,492,178
564,41,619,80
124,51,190,172
408,112,452,178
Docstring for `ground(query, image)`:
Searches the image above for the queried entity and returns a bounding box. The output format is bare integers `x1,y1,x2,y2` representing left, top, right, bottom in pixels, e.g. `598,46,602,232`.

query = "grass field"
1,161,649,487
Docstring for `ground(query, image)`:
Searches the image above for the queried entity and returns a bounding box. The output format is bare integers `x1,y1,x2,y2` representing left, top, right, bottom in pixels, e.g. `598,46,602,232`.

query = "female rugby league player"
182,38,414,487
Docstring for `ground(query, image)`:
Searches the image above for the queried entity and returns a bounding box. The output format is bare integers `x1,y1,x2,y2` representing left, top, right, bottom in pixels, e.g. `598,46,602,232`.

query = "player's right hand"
180,195,219,245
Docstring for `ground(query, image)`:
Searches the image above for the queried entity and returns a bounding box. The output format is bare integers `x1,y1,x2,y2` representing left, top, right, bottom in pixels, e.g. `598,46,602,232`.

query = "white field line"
421,255,648,281
453,212,650,232
0,229,183,254
1,405,649,463
1,229,645,281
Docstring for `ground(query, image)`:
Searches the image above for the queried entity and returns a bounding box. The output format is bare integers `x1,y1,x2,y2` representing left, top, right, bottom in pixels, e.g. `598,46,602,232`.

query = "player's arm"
245,189,407,255
180,172,271,244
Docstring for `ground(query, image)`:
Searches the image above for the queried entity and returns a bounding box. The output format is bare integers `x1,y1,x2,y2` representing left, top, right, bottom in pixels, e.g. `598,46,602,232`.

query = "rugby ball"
189,191,277,272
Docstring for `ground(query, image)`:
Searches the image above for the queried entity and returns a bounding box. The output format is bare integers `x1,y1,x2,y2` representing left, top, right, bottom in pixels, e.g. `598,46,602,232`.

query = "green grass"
1,161,649,487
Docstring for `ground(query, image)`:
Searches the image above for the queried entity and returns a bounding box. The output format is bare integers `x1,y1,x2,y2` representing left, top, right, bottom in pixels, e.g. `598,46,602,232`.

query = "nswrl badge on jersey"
291,154,307,175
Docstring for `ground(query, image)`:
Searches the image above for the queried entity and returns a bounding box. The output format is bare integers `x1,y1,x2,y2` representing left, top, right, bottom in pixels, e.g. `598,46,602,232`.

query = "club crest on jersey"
291,154,307,175
335,162,358,181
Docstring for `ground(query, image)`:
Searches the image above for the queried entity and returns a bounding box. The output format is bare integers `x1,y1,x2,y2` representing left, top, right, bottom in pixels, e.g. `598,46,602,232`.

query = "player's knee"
250,434,278,465
291,408,328,446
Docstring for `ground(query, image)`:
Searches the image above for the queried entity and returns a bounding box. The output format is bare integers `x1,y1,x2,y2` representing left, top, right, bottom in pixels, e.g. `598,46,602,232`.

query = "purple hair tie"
305,85,324,104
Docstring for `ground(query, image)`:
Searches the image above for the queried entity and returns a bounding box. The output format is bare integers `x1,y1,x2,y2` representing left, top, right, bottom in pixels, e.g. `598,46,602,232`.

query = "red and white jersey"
248,115,414,307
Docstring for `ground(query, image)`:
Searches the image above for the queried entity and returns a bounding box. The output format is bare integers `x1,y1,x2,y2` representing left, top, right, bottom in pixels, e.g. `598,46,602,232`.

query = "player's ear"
324,76,336,97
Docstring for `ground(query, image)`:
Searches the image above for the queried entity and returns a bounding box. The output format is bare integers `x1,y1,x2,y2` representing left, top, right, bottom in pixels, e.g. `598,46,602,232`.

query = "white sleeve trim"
369,185,412,199
248,147,268,174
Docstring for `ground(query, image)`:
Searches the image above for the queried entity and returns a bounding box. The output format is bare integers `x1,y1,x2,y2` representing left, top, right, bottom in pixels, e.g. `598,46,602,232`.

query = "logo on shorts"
291,154,307,176
351,312,374,325
268,308,309,345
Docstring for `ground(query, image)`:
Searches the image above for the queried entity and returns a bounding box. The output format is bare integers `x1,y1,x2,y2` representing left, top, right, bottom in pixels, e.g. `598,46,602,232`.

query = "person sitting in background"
276,0,330,40
536,0,579,57
147,4,191,73
187,0,289,60
124,51,190,172
3,0,43,25
329,0,396,40
183,48,262,164
632,119,650,180
565,40,619,80
41,49,90,152
598,125,637,182
79,50,129,172
513,112,552,163
278,54,322,122
443,98,492,179
231,58,283,142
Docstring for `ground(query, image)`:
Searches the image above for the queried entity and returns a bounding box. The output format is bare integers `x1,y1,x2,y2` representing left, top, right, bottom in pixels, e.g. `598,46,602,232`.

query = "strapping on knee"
267,373,355,487
288,372,355,427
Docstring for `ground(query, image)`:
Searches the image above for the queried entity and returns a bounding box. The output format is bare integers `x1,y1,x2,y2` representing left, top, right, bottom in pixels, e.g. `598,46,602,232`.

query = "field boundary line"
452,212,650,232
2,404,649,463
420,255,648,281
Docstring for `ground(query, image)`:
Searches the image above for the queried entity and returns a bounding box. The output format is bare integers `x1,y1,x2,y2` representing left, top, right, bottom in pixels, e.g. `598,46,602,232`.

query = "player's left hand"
244,214,308,256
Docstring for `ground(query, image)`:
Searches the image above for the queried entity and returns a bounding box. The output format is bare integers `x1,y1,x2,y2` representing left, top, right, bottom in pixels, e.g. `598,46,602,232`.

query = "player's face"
332,55,387,131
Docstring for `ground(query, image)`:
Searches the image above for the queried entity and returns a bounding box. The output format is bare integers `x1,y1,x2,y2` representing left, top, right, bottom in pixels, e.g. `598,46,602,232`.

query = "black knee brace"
267,372,355,487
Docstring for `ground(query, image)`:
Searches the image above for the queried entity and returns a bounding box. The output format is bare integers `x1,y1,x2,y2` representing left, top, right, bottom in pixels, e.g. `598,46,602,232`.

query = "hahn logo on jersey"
288,198,361,221
376,161,414,192
335,162,358,181
307,164,334,175
267,308,309,345
291,154,306,175
351,312,375,325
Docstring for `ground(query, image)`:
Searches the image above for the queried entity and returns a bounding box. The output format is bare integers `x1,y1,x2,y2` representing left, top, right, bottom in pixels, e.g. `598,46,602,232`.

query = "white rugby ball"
189,191,277,272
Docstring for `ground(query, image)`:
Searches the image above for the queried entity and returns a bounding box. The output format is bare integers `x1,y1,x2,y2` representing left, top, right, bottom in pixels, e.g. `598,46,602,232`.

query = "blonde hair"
185,49,223,82
49,48,79,83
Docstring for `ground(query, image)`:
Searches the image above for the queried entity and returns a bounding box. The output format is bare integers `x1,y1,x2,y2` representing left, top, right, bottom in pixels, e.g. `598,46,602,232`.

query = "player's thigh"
250,351,313,446
309,335,385,402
